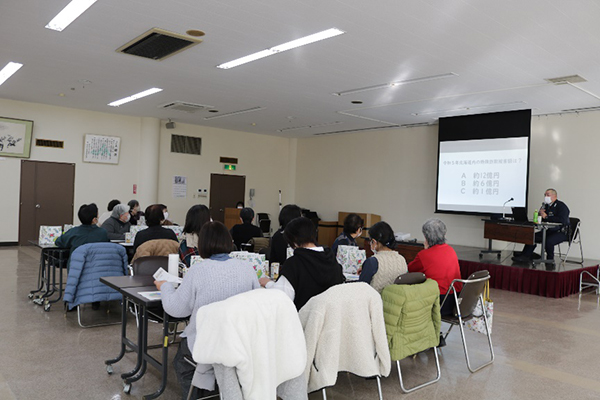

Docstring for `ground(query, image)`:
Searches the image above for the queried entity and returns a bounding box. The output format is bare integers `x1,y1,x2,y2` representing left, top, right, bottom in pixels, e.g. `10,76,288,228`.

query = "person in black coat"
512,188,570,262
269,204,302,265
230,207,263,250
331,213,364,256
133,204,178,253
260,217,345,310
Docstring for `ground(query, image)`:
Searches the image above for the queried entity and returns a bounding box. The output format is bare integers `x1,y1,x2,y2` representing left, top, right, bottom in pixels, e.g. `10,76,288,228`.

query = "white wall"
0,98,142,242
295,112,600,259
156,123,293,227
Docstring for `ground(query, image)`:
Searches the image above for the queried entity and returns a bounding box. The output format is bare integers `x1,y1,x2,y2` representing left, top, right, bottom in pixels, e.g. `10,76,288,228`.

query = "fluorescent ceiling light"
217,28,345,69
411,101,526,116
45,0,98,32
0,62,23,86
203,106,265,120
108,88,163,107
333,73,458,96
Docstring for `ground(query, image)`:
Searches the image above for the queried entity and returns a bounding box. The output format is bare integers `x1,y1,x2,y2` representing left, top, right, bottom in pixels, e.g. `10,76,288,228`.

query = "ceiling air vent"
545,75,587,85
35,139,64,148
159,101,213,113
314,125,399,136
171,134,202,155
117,28,202,61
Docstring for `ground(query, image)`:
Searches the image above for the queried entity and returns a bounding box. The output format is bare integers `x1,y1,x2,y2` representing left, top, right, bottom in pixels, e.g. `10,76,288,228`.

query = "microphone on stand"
502,197,514,220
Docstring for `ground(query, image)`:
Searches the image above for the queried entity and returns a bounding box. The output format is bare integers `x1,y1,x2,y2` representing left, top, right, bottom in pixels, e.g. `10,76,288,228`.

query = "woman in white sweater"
155,221,260,399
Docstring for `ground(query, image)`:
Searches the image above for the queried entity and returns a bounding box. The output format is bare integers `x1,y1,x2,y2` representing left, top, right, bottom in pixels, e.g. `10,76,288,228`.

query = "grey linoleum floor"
2,245,600,400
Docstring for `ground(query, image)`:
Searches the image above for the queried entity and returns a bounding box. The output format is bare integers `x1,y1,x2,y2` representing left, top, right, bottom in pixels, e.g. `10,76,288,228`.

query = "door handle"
35,204,41,209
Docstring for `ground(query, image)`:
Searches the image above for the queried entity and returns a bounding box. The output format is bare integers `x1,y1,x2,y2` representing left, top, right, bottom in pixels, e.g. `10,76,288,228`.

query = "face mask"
163,212,169,220
370,242,378,254
544,196,552,204
124,213,131,222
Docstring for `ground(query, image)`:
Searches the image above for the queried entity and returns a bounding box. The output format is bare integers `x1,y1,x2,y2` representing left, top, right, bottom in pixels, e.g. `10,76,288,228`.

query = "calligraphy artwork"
83,134,121,164
0,117,33,158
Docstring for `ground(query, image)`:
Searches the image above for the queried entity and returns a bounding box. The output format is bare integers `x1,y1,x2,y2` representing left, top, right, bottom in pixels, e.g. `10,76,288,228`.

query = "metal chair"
440,270,494,373
183,356,223,400
131,256,187,341
558,217,583,264
256,213,271,237
381,279,441,393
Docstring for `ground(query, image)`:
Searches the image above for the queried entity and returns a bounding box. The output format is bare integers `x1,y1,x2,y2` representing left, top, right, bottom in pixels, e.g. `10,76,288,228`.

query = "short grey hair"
422,218,447,247
111,204,130,218
546,188,557,197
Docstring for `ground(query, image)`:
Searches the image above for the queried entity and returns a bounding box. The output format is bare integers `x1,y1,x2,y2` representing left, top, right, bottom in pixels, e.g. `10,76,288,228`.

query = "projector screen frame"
435,109,532,217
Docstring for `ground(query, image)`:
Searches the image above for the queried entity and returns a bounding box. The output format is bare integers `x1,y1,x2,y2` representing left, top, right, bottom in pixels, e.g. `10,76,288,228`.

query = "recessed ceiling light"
333,72,458,96
108,88,163,107
217,28,345,69
186,29,205,37
0,62,23,87
45,0,98,32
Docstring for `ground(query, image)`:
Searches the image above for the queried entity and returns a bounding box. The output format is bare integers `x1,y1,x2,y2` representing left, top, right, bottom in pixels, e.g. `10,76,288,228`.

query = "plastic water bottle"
533,210,538,223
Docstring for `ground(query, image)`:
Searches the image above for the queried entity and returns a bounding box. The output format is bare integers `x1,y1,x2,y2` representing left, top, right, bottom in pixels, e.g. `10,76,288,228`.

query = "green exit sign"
224,164,236,171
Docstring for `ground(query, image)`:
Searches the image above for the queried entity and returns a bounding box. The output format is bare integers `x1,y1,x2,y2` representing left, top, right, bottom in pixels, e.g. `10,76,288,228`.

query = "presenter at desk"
512,188,570,262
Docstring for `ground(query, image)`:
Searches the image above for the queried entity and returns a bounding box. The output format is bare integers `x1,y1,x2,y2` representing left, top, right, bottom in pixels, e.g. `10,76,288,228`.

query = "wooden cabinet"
337,212,381,248
224,208,241,230
317,221,339,248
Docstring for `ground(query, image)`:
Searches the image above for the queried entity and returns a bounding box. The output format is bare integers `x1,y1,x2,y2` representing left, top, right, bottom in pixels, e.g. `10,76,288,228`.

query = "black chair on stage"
440,270,494,373
558,217,583,264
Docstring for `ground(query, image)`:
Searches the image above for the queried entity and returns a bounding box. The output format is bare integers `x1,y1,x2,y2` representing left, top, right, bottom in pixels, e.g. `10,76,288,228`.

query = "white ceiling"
2,0,600,137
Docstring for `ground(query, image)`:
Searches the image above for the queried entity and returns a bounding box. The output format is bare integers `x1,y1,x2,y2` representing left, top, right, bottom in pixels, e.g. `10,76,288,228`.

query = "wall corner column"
138,117,161,206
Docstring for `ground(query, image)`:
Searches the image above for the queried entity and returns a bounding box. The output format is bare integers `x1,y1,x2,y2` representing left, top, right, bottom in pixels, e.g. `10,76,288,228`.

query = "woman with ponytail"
359,221,407,293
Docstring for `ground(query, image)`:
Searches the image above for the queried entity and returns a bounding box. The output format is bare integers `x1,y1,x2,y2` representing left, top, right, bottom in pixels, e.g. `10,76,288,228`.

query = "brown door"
209,174,245,223
19,160,75,245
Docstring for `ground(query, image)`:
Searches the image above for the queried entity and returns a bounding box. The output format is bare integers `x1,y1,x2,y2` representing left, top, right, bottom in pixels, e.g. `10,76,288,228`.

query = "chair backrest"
132,255,168,276
257,213,271,235
569,217,580,242
455,270,490,318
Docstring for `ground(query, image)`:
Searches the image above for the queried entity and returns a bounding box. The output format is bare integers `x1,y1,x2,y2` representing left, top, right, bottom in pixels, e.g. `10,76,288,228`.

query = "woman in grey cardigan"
155,221,260,399
100,203,131,240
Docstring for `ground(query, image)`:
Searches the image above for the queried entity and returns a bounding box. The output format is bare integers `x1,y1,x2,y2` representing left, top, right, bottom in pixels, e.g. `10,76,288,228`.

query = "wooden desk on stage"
483,220,535,245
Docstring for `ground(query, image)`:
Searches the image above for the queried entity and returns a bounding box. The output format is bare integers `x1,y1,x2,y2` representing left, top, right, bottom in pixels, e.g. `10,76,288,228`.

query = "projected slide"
437,137,528,214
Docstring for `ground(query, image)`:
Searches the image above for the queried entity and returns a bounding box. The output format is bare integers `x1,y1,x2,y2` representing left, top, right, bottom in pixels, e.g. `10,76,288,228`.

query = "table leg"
122,303,145,380
534,227,555,265
142,315,170,400
48,252,68,305
29,249,47,298
106,296,129,368
125,306,149,383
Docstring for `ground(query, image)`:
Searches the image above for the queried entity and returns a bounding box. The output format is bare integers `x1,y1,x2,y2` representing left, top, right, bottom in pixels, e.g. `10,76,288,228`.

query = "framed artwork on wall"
83,134,121,164
0,116,34,158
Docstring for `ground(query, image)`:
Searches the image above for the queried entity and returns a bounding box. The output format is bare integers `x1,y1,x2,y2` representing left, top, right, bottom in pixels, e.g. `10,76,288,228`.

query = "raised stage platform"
453,245,599,299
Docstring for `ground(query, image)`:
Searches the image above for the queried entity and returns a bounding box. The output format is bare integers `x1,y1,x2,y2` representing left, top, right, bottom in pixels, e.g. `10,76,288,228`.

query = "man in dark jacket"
230,207,263,250
56,203,109,257
512,188,570,262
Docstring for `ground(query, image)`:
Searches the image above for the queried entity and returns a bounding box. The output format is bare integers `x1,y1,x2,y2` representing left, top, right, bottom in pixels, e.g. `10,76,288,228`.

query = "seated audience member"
359,221,407,293
270,204,302,265
98,199,120,226
128,199,143,226
230,207,263,250
101,204,131,240
260,217,345,310
179,204,211,267
133,204,178,253
331,213,364,256
158,204,175,226
56,203,109,257
235,201,244,209
155,221,260,397
408,218,462,317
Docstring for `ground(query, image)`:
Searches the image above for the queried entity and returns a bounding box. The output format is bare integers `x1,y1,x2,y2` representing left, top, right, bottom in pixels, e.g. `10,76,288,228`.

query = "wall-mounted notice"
83,134,120,164
173,175,187,198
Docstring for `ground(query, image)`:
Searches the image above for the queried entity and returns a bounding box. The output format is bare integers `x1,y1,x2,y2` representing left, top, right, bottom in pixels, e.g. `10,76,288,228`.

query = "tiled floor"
2,245,600,399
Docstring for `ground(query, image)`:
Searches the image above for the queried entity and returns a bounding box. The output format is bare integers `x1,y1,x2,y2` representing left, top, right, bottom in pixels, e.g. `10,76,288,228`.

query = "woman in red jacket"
408,218,462,317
